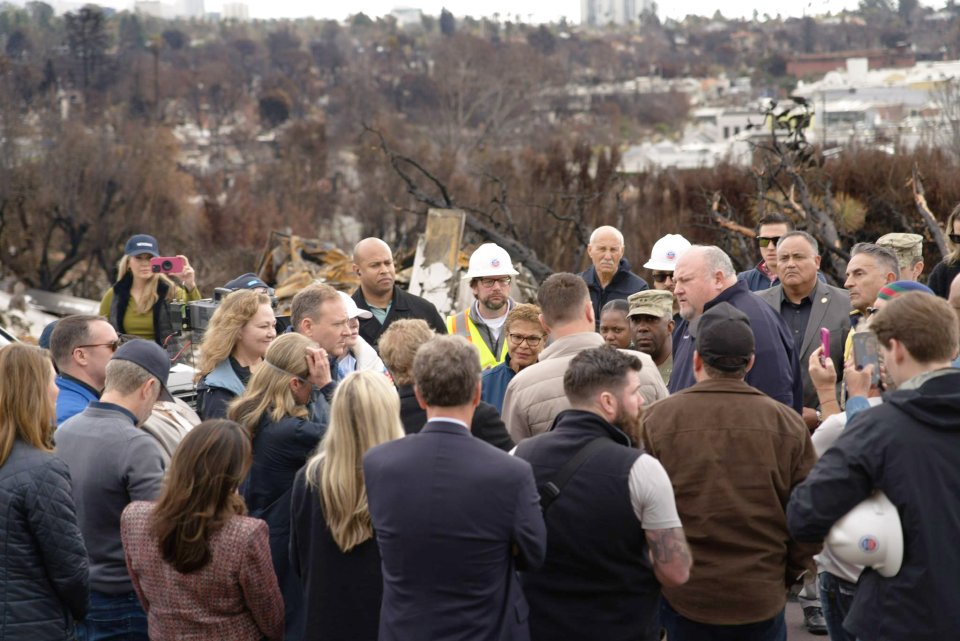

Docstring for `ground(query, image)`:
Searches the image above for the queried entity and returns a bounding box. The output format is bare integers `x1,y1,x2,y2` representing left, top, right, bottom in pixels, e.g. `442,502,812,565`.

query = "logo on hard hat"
491,258,501,268
666,251,676,260
859,536,879,553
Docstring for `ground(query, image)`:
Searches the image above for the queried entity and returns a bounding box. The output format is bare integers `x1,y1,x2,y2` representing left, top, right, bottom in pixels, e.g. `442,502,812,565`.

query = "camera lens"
162,260,173,271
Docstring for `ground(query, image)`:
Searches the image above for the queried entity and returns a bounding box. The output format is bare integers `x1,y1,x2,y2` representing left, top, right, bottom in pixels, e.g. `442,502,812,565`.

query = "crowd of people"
2,217,960,641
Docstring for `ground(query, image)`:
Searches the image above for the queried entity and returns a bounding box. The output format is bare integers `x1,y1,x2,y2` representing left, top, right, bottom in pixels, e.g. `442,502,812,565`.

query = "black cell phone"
852,331,881,387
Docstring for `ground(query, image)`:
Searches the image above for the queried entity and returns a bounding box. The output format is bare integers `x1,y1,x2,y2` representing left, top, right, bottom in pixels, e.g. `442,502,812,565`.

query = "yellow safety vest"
447,310,509,371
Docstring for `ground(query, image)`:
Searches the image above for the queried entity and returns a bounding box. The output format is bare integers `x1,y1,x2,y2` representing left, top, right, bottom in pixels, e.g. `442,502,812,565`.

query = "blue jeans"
660,600,786,641
818,572,858,641
75,590,148,641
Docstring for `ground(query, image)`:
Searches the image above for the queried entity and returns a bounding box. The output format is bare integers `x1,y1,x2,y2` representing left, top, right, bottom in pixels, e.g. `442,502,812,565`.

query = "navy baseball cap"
111,339,173,401
124,234,160,257
690,302,755,371
224,273,271,292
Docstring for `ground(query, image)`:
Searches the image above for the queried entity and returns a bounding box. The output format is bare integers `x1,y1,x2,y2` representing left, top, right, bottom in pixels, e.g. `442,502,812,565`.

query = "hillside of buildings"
2,0,960,295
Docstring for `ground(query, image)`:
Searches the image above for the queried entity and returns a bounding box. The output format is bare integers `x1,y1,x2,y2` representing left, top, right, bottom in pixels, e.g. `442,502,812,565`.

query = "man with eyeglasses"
579,226,648,330
737,214,793,292
448,243,519,370
49,314,121,426
481,304,546,413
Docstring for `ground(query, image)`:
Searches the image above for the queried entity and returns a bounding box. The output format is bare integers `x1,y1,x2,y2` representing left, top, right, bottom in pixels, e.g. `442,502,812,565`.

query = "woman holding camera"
120,419,284,641
99,234,200,349
0,344,89,640
195,290,277,421
228,332,332,641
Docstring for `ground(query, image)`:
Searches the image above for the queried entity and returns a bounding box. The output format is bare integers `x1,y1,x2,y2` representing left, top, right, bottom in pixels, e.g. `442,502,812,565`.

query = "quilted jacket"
0,439,89,640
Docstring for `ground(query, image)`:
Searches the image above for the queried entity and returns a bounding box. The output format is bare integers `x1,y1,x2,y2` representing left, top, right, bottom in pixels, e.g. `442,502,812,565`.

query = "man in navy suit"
364,335,547,641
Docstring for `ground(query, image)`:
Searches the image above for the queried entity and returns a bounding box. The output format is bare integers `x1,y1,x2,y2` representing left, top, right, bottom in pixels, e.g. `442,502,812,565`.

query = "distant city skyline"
29,0,942,22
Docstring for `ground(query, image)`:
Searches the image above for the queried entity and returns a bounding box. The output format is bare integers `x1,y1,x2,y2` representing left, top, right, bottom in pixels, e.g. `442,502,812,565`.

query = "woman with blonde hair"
929,205,960,298
290,371,404,641
0,344,89,640
121,419,283,641
228,332,331,640
99,234,200,350
195,290,276,420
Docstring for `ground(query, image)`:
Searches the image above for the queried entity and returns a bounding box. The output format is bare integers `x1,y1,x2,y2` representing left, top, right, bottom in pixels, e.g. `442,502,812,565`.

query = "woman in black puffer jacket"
0,344,89,640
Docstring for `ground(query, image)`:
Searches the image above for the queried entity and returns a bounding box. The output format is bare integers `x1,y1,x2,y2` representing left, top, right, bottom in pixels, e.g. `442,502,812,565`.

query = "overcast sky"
228,0,930,22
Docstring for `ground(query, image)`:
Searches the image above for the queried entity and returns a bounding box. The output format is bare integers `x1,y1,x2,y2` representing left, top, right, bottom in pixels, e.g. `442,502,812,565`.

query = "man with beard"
515,346,690,641
627,290,675,385
642,303,818,641
448,243,519,370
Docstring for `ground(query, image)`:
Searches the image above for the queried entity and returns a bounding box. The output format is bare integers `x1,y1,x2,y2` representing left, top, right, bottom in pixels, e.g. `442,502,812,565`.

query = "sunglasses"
757,236,782,248
76,339,122,352
651,271,673,283
950,233,960,244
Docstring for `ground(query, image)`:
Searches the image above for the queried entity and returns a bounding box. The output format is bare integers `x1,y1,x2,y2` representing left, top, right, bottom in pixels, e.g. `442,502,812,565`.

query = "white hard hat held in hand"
826,491,904,578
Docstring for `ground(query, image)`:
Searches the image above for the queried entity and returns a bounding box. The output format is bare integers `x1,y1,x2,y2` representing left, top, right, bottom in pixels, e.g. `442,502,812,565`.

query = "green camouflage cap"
627,289,674,319
876,233,923,271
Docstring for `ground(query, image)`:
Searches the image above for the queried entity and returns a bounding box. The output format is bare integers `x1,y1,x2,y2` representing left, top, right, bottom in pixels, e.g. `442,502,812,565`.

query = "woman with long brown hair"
120,419,283,641
290,370,404,641
0,343,89,640
929,205,960,298
228,332,330,640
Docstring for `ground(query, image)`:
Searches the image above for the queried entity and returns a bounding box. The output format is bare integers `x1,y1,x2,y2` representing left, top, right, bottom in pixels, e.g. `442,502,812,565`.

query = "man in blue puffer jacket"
49,315,120,426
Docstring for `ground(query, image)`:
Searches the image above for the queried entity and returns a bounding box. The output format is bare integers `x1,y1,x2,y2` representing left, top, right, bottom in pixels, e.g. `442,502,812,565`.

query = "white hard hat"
465,243,519,279
643,234,692,271
826,491,903,578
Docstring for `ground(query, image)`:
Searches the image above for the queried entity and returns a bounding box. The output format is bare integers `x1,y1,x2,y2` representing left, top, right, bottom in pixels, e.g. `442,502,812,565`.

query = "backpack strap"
538,437,608,513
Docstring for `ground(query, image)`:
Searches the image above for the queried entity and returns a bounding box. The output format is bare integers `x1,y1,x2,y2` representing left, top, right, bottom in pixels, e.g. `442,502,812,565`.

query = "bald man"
351,237,447,348
579,225,649,330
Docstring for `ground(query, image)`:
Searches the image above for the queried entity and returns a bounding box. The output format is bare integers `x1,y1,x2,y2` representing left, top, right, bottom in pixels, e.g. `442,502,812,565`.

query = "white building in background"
134,0,166,18
179,0,205,19
221,2,249,20
391,7,424,29
581,0,651,26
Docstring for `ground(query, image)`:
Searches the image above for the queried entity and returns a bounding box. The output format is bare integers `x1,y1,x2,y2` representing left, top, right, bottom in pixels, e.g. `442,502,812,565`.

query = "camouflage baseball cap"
627,289,674,319
876,233,923,272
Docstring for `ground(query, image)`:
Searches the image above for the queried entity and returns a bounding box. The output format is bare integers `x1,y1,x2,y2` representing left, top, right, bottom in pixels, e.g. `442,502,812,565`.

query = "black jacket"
242,412,325,641
289,467,382,641
0,440,89,640
352,286,447,348
397,384,515,451
787,369,960,641
578,258,649,330
107,271,178,348
927,258,960,298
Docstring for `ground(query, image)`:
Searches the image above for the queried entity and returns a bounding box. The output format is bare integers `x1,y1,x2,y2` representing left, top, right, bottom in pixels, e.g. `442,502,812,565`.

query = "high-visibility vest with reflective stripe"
447,310,509,371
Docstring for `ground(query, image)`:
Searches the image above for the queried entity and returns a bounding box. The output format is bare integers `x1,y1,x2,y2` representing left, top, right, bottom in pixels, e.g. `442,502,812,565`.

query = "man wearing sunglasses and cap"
56,339,172,641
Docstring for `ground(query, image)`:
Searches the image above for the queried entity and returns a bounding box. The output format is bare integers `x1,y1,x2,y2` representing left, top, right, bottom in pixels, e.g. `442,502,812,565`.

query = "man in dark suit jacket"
364,335,547,641
351,237,447,347
757,231,851,427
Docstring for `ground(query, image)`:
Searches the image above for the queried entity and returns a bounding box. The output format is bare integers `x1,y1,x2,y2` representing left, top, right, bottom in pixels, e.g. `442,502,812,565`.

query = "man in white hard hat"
788,292,960,641
447,243,519,370
643,233,691,320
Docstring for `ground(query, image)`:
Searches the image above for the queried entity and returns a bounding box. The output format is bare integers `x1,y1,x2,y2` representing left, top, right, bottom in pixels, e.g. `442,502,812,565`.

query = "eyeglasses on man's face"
651,271,674,283
757,236,783,248
508,333,542,347
479,277,512,288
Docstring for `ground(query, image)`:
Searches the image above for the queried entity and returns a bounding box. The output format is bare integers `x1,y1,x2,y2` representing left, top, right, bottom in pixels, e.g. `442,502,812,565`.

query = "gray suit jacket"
757,280,851,409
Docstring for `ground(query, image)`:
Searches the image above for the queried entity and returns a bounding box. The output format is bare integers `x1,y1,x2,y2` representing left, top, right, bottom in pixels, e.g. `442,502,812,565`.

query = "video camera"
167,288,289,337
